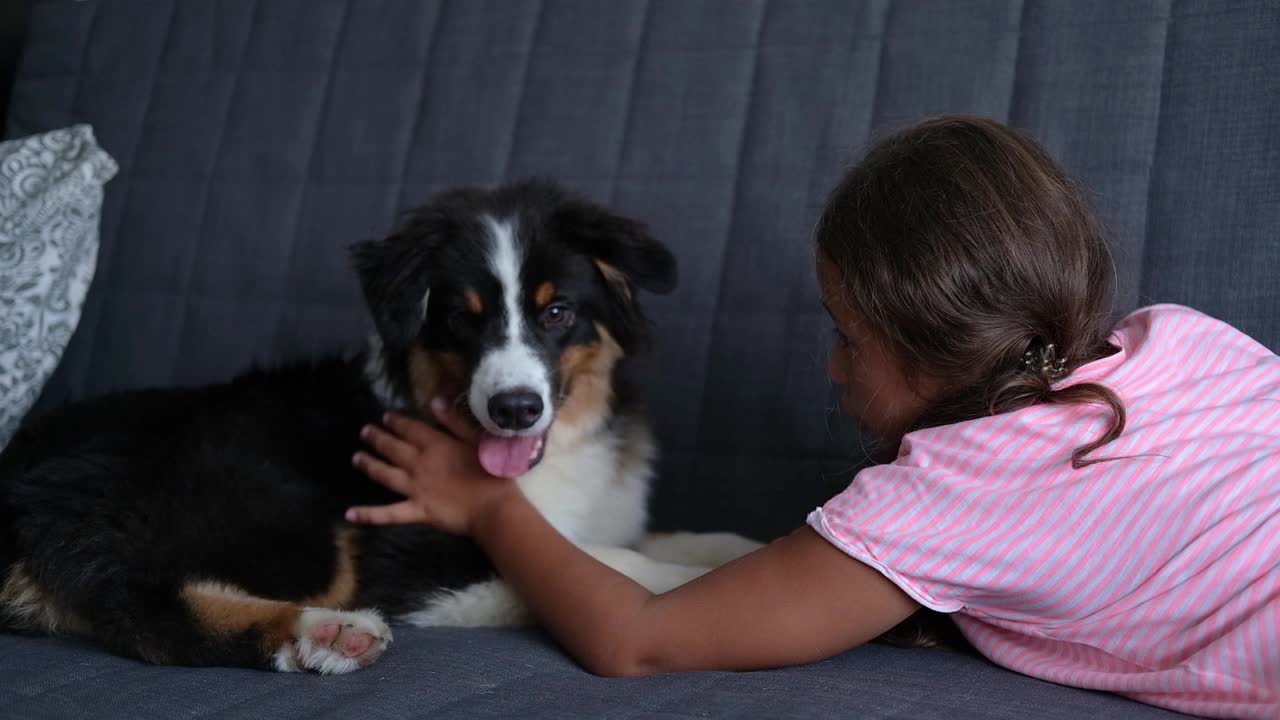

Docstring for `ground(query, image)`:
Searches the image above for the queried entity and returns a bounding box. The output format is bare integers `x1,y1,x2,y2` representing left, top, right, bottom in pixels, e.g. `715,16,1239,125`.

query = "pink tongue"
477,433,540,478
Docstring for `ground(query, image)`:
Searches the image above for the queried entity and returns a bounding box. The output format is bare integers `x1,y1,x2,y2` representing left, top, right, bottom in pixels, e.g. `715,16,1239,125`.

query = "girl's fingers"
345,500,429,526
360,424,419,467
383,411,447,448
429,397,480,442
352,451,413,496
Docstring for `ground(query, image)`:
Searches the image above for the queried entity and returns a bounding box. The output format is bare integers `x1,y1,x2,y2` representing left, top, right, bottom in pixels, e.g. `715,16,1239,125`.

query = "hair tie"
1023,343,1069,383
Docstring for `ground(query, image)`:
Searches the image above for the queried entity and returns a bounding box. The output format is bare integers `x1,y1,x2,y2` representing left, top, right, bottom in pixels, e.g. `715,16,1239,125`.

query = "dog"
0,180,761,673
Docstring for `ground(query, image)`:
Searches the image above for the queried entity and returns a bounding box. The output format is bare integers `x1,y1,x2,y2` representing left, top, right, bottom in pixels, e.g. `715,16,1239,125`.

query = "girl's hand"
345,398,518,535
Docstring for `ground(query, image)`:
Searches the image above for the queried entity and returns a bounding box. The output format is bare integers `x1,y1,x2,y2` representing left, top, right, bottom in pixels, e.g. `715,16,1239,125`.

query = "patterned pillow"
0,125,117,449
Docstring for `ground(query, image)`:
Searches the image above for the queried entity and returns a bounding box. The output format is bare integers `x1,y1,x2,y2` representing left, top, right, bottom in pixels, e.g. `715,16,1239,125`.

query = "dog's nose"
488,390,544,431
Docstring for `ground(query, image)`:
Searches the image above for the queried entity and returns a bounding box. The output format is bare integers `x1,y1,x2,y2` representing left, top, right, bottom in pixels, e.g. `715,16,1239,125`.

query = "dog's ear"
550,199,676,353
349,208,444,352
551,201,677,298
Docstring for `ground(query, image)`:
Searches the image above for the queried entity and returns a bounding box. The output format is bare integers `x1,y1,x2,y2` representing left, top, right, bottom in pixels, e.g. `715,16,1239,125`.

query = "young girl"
345,116,1279,719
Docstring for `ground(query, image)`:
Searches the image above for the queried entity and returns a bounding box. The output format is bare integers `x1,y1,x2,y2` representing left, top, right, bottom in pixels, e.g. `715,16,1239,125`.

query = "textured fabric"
4,1,1278,542
810,305,1280,717
0,124,115,448
0,627,1196,720
2,2,1276,717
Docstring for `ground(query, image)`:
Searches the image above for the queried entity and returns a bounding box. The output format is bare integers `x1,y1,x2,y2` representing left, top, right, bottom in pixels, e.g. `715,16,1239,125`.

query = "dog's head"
352,180,675,478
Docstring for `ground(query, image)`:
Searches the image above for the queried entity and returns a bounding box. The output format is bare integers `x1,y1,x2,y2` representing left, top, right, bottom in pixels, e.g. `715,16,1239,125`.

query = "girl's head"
817,115,1124,465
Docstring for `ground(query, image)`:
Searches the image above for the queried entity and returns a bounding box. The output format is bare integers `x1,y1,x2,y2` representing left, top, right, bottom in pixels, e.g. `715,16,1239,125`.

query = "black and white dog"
0,180,760,673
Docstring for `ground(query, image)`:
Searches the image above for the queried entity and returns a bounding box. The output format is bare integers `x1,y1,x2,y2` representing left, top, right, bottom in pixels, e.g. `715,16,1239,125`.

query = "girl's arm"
347,403,920,677
472,494,919,676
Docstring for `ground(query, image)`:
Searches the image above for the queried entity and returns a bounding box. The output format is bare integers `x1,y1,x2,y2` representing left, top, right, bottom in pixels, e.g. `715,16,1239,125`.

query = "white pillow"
0,125,117,449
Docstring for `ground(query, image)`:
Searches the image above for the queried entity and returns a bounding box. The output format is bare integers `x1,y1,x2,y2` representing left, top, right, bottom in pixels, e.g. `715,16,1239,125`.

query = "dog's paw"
637,531,765,568
273,608,392,674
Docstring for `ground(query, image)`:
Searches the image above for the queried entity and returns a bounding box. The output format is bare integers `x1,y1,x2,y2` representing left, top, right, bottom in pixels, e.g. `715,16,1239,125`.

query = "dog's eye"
539,303,576,331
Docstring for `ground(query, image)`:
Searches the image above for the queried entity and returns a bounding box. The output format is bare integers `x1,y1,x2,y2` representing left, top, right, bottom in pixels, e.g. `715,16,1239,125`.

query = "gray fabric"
6,0,1280,539
3,1,1275,717
0,628,1193,719
0,124,115,448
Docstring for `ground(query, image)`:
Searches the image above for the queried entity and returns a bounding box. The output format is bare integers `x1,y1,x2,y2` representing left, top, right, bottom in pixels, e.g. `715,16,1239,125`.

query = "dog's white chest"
398,414,657,629
516,418,654,548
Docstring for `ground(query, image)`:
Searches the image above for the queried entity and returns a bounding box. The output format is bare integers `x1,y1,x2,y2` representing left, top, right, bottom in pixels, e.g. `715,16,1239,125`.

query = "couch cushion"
0,628,1195,719
3,3,1274,717
5,0,1279,539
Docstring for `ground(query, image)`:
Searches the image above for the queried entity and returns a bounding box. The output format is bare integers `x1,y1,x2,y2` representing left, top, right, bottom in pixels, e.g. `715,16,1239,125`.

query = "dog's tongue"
477,432,540,478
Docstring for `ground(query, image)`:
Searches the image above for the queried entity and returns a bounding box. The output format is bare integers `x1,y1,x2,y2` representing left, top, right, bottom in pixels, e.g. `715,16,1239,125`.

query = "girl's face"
817,252,932,443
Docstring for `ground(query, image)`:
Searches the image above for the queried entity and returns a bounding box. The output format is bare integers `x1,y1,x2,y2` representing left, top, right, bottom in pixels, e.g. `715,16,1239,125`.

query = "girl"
346,115,1279,719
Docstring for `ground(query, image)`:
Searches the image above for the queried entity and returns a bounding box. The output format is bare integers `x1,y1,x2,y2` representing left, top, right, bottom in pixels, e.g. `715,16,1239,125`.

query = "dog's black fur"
0,180,675,671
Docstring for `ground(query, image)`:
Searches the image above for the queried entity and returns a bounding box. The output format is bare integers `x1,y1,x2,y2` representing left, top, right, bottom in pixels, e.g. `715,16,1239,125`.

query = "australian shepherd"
0,180,760,673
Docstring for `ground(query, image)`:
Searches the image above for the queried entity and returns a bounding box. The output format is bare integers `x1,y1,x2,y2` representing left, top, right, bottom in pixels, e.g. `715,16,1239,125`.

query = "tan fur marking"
464,288,484,315
302,527,358,609
0,562,88,636
593,260,632,301
180,581,300,651
534,282,556,307
180,528,359,655
407,347,467,410
557,324,624,427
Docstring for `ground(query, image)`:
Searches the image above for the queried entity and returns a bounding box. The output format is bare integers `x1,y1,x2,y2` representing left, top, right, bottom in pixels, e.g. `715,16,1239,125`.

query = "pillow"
0,125,117,449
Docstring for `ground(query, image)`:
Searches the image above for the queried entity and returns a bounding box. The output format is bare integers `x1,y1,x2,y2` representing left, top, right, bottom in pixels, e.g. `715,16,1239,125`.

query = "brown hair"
816,115,1124,468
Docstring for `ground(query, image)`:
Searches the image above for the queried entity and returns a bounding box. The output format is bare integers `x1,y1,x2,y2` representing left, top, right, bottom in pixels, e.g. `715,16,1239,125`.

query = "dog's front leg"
405,545,719,629
582,545,713,594
635,531,765,569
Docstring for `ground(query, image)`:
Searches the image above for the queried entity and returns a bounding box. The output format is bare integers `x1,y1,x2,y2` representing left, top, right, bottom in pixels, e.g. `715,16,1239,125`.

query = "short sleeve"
806,459,978,613
804,428,1105,622
808,501,964,613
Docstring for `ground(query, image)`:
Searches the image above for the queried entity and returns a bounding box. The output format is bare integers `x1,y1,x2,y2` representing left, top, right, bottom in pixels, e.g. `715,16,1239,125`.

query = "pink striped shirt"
808,304,1280,718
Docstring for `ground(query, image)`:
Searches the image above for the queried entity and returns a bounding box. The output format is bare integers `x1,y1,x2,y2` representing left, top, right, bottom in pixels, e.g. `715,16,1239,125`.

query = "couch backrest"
7,0,1278,538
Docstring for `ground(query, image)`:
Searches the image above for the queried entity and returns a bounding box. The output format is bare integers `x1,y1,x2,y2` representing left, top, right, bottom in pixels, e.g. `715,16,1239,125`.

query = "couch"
4,1,1277,717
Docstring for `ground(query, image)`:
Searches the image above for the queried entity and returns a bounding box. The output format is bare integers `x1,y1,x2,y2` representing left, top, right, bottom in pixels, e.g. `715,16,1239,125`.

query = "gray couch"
4,1,1277,717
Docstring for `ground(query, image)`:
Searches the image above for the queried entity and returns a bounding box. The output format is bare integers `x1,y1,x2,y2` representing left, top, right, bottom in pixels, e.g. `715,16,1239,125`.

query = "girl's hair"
816,115,1124,468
